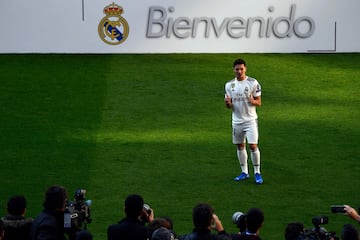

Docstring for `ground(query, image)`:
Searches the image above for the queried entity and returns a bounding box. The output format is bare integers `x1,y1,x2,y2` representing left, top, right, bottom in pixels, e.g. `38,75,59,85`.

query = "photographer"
148,217,175,239
232,208,264,240
64,189,92,240
341,224,359,240
1,195,33,240
284,222,305,240
285,216,338,240
178,203,231,240
29,185,68,240
107,194,154,240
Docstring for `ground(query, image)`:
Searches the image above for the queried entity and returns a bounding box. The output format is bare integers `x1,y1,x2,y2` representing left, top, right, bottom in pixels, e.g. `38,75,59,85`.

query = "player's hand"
224,95,232,108
249,94,254,104
249,94,261,106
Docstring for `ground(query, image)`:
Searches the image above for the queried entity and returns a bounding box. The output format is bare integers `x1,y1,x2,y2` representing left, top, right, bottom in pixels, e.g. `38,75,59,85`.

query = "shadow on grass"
0,54,108,215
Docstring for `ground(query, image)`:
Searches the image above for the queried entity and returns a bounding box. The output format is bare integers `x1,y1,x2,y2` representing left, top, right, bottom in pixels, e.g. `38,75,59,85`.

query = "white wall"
0,0,359,53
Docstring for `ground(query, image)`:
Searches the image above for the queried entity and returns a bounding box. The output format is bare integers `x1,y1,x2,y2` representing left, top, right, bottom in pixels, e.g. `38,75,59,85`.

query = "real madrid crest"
98,2,129,45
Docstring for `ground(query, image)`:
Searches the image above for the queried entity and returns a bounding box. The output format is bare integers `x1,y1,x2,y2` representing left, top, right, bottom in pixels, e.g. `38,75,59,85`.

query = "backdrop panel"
0,0,358,53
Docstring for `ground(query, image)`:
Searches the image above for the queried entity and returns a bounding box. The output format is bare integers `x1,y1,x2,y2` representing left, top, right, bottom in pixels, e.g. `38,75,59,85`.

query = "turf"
0,53,359,239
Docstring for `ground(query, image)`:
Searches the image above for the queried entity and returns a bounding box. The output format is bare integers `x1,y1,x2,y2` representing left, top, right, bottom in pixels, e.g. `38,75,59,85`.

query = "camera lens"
232,212,245,224
143,203,151,214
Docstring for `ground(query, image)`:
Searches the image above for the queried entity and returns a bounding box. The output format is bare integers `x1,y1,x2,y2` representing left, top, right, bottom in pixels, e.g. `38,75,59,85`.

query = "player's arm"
249,95,261,106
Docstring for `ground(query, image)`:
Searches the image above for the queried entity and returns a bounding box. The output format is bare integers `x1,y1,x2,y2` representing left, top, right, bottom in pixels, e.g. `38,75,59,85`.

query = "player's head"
233,58,246,67
192,203,214,229
233,58,247,79
7,195,27,216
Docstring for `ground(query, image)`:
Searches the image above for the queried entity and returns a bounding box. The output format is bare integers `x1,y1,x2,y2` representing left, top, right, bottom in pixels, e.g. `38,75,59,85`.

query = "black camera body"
312,216,328,227
299,216,339,240
331,205,345,214
331,205,360,214
64,189,92,240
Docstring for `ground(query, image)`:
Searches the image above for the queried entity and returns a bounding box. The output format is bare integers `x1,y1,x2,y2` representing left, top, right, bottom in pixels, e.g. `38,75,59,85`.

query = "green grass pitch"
0,53,359,239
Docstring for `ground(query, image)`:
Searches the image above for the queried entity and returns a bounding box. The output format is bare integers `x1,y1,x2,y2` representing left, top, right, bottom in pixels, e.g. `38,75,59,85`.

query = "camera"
232,211,247,233
143,203,152,214
312,216,328,227
64,189,92,239
331,205,360,214
298,216,339,240
331,205,345,214
140,203,152,223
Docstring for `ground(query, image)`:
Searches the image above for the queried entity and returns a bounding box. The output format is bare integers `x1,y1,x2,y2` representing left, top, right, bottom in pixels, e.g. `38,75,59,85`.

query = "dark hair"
162,216,174,230
151,227,175,240
341,224,359,240
246,208,264,234
43,185,67,211
233,58,246,67
148,218,173,239
124,194,144,219
7,195,26,216
285,222,304,240
192,203,214,229
75,230,93,240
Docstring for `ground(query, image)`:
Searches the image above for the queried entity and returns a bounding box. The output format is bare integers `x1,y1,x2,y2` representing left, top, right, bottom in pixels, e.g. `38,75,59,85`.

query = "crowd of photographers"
0,185,92,240
1,186,359,240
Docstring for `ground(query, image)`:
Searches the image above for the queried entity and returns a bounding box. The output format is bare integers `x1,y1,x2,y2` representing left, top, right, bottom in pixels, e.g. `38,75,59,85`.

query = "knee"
249,144,258,152
237,144,245,150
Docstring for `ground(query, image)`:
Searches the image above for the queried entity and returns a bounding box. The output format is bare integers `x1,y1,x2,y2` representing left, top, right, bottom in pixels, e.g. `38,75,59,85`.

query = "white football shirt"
225,76,261,124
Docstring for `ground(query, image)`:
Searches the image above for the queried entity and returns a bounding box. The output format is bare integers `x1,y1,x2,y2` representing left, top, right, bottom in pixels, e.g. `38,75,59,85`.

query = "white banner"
0,0,359,53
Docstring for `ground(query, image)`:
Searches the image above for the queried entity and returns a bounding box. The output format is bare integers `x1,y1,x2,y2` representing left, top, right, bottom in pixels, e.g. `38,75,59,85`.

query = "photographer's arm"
344,205,360,223
148,208,154,222
211,214,226,234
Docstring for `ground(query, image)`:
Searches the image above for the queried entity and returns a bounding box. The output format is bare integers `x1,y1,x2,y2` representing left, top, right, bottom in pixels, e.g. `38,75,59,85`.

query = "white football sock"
237,148,248,174
251,148,261,174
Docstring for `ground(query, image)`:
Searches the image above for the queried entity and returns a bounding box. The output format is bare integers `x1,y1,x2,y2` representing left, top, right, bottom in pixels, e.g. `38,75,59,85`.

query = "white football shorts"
232,119,259,144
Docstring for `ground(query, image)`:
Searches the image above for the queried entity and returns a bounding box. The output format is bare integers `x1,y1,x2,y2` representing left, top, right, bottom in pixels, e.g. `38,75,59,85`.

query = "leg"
237,143,248,174
233,125,249,181
249,144,260,174
247,120,263,184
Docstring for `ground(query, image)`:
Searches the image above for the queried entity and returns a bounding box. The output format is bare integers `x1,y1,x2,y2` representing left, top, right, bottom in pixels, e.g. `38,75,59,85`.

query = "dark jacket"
29,210,66,240
178,228,230,240
107,217,148,240
1,215,33,240
231,232,262,240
